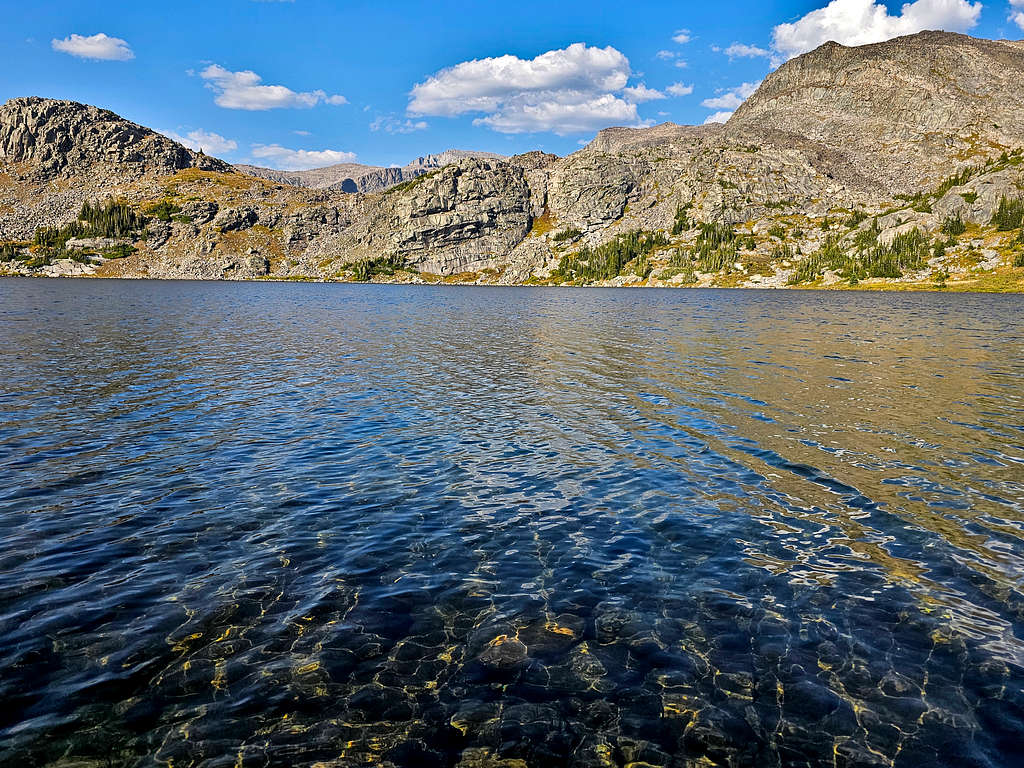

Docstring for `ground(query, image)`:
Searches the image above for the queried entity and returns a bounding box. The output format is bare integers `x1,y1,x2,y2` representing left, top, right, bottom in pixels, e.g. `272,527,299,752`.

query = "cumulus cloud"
723,42,771,59
200,65,346,110
408,43,657,135
371,115,429,134
1011,0,1024,30
475,95,647,135
622,84,665,102
250,144,357,170
772,0,982,61
672,29,692,44
701,82,760,111
52,33,134,61
666,82,694,97
161,128,238,155
703,111,735,124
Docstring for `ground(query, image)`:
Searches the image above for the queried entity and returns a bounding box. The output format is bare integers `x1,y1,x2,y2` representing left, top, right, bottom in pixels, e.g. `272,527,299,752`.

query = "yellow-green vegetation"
216,226,288,268
0,240,33,266
1013,230,1024,268
941,213,967,236
552,227,582,243
529,209,557,237
142,198,186,222
670,203,692,236
443,270,482,283
167,168,258,190
844,210,869,228
552,230,668,283
827,267,1024,293
16,198,144,267
342,253,408,281
991,195,1024,231
789,227,931,285
657,264,697,283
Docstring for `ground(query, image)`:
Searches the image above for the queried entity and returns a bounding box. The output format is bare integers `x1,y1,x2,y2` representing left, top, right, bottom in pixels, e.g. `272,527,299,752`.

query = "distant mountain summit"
235,149,507,193
728,31,1024,191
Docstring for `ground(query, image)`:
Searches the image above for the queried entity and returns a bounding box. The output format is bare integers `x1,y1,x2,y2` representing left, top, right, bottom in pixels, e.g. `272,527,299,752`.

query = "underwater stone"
478,635,529,669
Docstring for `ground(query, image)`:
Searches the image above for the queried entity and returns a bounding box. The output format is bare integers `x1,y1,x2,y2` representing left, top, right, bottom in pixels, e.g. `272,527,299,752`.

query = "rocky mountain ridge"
2,31,1023,291
235,149,507,194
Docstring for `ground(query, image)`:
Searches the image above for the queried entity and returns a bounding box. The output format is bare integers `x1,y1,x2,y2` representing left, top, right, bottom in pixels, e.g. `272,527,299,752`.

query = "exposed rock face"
728,31,1024,191
0,97,229,179
305,158,533,275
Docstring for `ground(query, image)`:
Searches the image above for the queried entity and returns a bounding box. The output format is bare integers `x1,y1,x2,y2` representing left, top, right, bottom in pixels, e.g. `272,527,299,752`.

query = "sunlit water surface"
1,279,1023,768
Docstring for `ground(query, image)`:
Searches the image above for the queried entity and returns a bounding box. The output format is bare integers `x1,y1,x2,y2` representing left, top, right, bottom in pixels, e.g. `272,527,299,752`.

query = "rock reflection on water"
0,280,1021,768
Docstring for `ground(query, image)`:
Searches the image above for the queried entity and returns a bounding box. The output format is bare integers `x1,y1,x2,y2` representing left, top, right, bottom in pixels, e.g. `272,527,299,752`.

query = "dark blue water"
1,279,1022,768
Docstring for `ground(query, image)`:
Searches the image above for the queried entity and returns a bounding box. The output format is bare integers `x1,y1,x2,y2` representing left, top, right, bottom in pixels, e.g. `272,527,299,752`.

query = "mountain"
728,31,1024,192
0,97,230,178
235,150,507,194
2,31,1023,290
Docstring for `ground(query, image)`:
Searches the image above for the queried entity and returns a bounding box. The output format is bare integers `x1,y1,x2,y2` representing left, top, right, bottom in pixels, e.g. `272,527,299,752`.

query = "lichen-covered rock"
546,152,639,231
306,158,532,275
728,32,1024,193
0,97,229,179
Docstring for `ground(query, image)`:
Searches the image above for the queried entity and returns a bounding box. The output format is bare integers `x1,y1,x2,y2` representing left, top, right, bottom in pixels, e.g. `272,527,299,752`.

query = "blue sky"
2,1,1022,169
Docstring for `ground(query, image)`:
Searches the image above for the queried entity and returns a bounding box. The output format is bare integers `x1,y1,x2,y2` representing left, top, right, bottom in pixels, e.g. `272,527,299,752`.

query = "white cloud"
250,144,358,170
672,29,692,44
723,42,771,59
371,115,429,134
666,82,694,97
701,81,760,110
674,59,689,69
408,43,655,135
199,64,346,110
656,50,676,60
1011,0,1024,30
622,84,665,102
772,0,982,61
161,129,238,155
292,129,311,136
52,33,134,61
475,94,650,135
704,111,734,124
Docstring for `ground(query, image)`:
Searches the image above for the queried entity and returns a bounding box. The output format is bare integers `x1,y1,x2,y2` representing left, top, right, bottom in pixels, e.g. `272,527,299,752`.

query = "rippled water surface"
1,279,1023,768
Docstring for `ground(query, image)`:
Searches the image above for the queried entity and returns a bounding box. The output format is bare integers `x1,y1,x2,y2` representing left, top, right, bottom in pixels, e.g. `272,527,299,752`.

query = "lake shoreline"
3,271,1023,293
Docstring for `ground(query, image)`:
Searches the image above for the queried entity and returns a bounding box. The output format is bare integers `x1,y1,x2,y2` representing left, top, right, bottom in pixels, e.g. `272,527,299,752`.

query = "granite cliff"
2,31,1023,290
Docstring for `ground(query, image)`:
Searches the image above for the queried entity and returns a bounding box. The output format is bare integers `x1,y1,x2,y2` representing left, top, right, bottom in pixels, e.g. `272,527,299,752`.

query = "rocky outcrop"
728,32,1024,192
305,158,533,275
0,97,229,179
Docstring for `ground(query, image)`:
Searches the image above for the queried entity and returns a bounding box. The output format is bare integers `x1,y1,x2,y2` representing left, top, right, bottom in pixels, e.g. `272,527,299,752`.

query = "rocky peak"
727,31,1024,191
0,97,230,179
